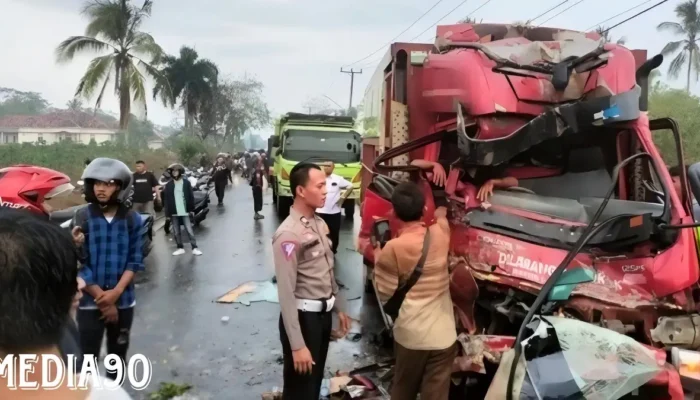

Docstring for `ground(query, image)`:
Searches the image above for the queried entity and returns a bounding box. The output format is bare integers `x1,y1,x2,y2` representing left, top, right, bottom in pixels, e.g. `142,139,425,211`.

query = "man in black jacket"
164,164,202,256
212,156,232,206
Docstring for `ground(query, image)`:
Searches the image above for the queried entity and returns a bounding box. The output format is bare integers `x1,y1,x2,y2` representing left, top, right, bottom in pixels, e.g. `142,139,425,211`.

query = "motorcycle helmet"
82,158,133,205
0,165,74,215
167,163,186,178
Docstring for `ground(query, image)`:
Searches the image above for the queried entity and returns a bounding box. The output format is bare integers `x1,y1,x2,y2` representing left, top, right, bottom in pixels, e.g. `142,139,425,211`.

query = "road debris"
217,280,278,305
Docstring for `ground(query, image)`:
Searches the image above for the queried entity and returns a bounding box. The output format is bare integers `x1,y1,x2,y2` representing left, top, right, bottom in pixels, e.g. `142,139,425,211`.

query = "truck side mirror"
371,219,392,249
272,136,280,147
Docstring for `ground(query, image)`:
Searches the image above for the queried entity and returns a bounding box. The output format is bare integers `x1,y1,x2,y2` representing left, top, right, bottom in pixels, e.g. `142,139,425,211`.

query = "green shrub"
0,141,176,181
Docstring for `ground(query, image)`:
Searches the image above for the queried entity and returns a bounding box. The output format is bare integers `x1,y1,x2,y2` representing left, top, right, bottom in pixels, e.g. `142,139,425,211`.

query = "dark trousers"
279,311,332,400
391,341,458,400
172,215,197,249
252,186,263,212
77,307,135,382
215,181,226,204
318,212,341,254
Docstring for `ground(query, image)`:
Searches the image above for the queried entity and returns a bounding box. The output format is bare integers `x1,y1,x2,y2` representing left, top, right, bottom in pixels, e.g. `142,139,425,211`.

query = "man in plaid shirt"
73,158,144,382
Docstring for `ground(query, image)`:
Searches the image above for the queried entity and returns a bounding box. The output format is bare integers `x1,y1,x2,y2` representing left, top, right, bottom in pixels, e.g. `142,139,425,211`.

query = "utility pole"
340,68,362,112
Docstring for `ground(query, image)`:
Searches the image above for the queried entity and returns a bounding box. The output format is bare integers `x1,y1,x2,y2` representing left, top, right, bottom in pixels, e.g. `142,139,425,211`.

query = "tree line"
55,0,270,148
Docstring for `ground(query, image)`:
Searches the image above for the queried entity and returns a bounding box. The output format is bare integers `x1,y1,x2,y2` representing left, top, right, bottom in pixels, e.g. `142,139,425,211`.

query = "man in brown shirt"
273,162,351,400
374,182,457,400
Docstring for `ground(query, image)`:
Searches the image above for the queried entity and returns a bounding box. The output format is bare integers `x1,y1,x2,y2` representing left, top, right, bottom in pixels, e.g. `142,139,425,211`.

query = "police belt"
296,296,335,312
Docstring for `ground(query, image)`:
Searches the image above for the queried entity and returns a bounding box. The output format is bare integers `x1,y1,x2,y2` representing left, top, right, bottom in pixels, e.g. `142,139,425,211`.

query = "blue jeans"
172,215,197,249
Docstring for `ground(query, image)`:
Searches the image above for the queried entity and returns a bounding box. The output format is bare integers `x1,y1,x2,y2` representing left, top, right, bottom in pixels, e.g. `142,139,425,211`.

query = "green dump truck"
268,112,362,218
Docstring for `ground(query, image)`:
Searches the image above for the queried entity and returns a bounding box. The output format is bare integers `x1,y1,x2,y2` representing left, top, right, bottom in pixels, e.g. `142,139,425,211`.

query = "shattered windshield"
453,131,669,247
520,317,663,400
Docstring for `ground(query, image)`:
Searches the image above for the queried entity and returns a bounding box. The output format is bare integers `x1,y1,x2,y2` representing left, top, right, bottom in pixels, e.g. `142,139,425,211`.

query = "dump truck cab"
270,112,362,218
359,23,699,397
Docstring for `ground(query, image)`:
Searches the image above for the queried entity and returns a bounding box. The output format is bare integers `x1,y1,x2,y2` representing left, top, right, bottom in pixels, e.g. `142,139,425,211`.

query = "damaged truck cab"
359,23,700,398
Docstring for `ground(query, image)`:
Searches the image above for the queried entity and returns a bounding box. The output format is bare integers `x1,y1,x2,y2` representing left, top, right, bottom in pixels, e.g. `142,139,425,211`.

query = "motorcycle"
0,165,153,258
160,170,212,234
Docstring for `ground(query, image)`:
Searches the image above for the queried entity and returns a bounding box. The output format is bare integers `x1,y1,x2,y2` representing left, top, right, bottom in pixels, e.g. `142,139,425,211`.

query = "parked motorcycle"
160,168,212,234
0,165,153,257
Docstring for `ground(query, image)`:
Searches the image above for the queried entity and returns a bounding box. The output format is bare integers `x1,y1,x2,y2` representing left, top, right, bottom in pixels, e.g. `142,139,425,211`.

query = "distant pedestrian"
72,158,145,383
163,163,202,256
212,156,232,206
272,162,350,400
250,153,266,220
131,160,160,216
316,162,352,254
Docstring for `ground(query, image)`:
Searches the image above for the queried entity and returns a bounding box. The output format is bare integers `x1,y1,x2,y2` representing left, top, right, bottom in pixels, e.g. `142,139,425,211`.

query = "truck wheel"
272,181,278,204
344,199,355,220
276,195,292,218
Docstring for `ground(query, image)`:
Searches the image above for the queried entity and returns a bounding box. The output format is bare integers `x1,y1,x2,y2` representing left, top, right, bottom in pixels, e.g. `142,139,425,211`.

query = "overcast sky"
0,0,690,137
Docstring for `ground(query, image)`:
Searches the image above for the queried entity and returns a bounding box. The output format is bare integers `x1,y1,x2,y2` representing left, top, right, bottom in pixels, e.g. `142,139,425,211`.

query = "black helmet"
167,163,185,176
82,158,133,205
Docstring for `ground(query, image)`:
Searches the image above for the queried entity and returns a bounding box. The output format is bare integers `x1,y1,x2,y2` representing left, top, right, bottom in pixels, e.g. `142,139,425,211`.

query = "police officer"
273,162,350,399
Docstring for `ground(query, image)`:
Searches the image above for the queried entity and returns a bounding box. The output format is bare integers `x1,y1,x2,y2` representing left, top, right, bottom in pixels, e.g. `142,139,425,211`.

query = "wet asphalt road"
127,177,385,399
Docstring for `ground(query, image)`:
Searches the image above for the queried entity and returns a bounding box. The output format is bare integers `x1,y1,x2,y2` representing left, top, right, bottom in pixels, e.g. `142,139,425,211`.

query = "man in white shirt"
316,162,353,254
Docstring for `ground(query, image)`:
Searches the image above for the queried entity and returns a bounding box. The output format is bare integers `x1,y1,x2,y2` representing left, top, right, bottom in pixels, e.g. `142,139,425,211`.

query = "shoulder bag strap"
382,228,432,320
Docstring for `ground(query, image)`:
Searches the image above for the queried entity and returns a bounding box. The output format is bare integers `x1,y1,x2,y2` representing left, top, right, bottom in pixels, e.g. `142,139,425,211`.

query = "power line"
537,0,586,26
600,0,671,34
584,0,654,32
527,0,569,24
409,0,494,42
342,0,448,67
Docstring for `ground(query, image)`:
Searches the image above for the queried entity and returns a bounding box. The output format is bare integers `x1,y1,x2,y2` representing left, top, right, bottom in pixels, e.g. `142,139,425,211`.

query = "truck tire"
276,195,292,219
272,179,278,204
344,199,355,220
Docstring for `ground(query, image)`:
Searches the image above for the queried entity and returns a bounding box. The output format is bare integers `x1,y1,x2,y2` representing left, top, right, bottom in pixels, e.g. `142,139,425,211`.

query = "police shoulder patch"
281,241,297,260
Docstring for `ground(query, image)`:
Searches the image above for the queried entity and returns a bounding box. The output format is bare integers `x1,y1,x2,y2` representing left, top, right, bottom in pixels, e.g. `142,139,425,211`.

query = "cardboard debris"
216,282,256,303
216,280,279,305
330,376,353,394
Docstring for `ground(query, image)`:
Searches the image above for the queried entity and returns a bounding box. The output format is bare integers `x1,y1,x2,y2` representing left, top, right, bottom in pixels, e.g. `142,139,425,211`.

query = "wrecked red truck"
359,23,700,398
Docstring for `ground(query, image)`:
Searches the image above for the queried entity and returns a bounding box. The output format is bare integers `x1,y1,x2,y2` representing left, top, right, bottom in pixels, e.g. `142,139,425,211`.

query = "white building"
148,129,166,150
0,111,118,145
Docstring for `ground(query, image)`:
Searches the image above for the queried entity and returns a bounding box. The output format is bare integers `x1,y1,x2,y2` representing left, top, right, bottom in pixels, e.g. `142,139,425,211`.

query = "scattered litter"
329,376,352,393
346,333,362,342
168,345,179,352
216,282,256,303
220,316,230,324
261,387,282,400
345,385,366,398
320,379,331,397
216,280,279,305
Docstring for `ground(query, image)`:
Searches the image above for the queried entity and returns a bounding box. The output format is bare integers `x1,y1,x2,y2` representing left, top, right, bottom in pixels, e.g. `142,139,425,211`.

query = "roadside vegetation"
0,0,270,193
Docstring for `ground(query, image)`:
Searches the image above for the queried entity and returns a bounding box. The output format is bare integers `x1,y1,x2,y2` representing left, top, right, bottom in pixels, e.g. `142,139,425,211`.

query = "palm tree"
656,0,700,93
153,46,219,134
55,0,167,130
595,26,626,45
66,98,84,111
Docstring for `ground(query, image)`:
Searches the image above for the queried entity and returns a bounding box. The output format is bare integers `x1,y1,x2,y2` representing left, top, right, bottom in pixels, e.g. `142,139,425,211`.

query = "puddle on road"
216,280,278,305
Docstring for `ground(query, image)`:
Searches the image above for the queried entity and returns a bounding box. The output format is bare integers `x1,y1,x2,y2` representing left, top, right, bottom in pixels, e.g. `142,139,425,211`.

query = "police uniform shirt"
273,207,343,350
